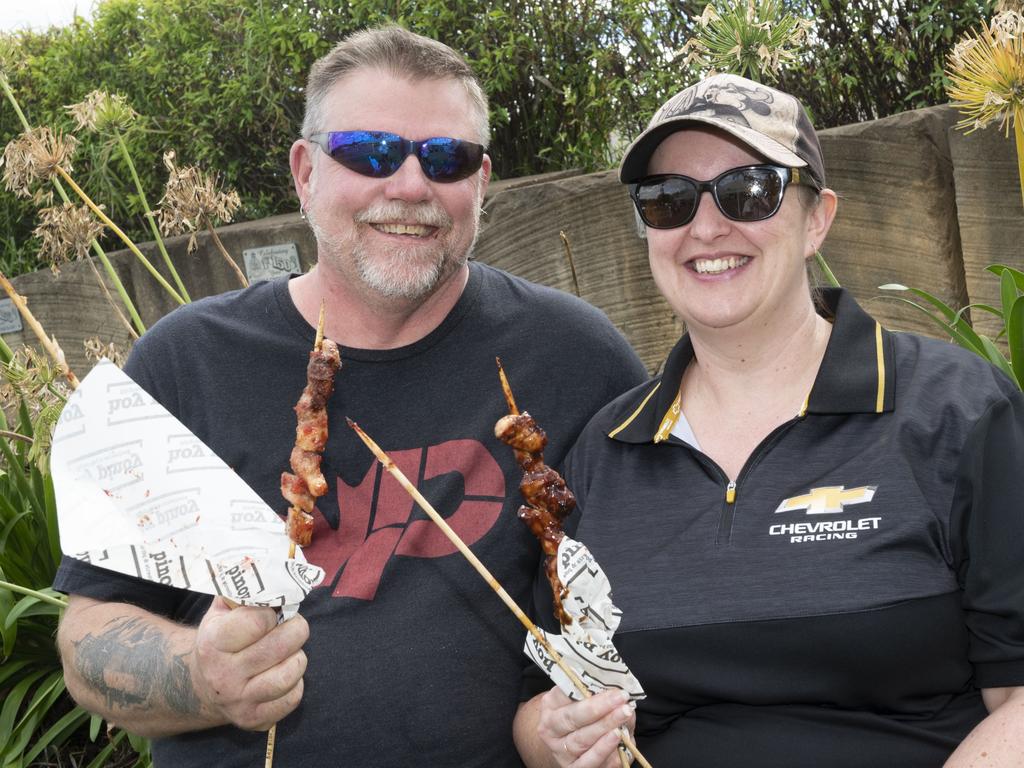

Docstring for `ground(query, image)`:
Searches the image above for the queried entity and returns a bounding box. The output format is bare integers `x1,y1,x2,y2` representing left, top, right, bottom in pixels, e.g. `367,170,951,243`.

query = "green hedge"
0,0,994,276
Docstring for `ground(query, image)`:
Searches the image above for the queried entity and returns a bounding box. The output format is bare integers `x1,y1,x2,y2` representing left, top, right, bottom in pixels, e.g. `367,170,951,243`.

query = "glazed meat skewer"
493,357,574,626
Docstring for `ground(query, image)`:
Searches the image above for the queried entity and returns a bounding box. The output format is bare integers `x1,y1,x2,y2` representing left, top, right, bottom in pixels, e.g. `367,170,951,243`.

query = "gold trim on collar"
608,382,662,438
874,322,885,413
654,391,682,443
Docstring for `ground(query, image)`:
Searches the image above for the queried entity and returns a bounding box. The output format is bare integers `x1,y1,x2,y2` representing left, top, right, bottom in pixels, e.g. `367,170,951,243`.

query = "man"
54,25,646,768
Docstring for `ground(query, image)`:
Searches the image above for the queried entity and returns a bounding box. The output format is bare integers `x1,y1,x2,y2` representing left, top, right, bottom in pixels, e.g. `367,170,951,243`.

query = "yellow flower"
946,10,1024,205
947,11,1024,134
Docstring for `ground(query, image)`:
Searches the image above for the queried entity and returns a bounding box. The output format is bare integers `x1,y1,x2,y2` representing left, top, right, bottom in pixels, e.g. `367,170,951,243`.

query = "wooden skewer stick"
495,356,519,416
314,299,325,352
559,231,581,298
266,301,328,768
347,419,651,768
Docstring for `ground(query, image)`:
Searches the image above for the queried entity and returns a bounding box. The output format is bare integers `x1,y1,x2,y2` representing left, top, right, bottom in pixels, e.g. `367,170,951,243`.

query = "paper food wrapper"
524,536,645,702
51,359,324,617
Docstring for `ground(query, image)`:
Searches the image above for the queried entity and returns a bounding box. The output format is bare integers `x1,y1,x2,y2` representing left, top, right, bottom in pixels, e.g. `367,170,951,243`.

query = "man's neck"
288,263,470,350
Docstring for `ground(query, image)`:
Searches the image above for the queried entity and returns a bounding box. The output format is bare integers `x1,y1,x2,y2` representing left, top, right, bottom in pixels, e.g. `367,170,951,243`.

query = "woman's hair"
301,25,490,145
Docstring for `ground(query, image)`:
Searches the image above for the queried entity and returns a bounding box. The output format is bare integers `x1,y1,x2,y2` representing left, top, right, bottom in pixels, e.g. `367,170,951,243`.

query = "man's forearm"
58,595,226,737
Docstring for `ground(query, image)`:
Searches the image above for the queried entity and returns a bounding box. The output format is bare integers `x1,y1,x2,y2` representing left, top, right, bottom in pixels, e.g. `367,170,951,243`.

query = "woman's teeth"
692,256,750,275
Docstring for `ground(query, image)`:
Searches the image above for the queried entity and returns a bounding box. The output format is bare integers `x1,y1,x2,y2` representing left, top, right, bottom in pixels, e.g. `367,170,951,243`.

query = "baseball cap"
619,73,825,189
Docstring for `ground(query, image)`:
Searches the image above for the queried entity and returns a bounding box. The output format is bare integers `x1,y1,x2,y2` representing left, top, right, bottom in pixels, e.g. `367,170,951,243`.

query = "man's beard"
308,198,481,302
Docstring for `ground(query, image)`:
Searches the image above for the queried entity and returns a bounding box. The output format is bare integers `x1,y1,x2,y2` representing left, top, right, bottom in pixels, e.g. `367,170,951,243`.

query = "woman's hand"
532,687,636,767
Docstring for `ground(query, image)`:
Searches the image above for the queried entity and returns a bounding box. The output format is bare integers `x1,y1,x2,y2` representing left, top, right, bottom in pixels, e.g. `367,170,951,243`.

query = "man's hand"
192,597,309,731
58,594,309,738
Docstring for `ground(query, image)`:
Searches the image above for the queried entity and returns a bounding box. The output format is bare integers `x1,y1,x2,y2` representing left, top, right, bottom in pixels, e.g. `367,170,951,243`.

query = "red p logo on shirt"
302,439,506,600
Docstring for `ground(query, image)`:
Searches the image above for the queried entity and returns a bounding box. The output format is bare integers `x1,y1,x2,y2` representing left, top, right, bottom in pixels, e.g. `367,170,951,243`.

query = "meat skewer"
493,357,574,626
266,302,340,768
281,302,341,548
493,358,648,768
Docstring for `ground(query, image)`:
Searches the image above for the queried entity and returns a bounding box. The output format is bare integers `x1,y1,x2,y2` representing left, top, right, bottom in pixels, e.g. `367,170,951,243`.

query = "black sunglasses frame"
308,130,485,183
630,165,808,229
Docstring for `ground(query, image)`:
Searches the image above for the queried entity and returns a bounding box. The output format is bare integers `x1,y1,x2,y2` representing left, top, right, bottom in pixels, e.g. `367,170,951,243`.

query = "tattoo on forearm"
73,617,201,715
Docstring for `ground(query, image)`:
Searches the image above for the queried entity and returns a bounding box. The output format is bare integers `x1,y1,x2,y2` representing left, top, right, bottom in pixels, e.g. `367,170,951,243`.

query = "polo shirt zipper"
712,418,802,545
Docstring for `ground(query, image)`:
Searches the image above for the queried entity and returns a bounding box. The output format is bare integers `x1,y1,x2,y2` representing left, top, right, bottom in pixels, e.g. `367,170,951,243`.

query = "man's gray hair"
301,25,489,146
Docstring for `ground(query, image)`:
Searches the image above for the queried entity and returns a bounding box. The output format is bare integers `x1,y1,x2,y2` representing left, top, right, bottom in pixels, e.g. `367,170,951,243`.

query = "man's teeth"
692,256,750,274
374,222,433,236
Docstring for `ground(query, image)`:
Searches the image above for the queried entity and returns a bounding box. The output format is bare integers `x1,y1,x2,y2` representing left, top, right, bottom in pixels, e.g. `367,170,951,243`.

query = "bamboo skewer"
347,419,651,768
559,231,582,298
265,300,327,768
495,356,518,415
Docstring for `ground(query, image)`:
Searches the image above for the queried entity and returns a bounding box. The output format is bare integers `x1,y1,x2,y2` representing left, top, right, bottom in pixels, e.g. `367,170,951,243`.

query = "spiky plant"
679,0,811,82
946,10,1024,206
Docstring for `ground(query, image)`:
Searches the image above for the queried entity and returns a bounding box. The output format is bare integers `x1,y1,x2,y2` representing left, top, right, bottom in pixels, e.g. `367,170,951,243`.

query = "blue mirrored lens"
318,131,483,182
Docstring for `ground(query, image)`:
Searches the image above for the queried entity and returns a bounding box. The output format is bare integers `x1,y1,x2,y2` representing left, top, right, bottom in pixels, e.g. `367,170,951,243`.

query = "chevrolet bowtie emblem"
775,485,877,515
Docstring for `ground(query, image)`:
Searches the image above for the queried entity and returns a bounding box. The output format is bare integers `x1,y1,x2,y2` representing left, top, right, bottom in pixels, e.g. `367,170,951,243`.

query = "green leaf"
987,264,1024,292
0,667,49,751
1007,296,1024,389
877,287,987,356
23,705,90,763
1000,269,1019,328
815,251,841,287
977,336,1015,382
5,594,63,629
83,728,127,768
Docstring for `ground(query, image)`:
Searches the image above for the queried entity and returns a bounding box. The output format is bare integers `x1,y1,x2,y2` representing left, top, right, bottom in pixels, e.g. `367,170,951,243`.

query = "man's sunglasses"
630,165,812,229
308,130,485,183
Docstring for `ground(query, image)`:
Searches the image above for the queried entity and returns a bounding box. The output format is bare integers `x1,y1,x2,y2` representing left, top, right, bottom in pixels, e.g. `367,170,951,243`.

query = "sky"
0,0,96,33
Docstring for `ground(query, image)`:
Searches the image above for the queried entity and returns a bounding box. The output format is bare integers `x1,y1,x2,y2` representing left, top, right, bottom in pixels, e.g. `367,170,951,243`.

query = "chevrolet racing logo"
775,485,877,515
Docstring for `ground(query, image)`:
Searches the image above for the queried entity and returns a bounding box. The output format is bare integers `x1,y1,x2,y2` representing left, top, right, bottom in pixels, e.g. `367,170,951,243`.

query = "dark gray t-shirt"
54,262,647,768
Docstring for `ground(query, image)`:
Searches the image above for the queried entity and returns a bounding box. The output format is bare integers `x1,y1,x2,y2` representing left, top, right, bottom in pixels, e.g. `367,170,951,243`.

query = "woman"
513,73,1024,768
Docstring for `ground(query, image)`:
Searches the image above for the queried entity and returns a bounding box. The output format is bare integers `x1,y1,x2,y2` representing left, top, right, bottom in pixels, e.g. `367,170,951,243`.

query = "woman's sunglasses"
630,165,812,229
308,130,485,183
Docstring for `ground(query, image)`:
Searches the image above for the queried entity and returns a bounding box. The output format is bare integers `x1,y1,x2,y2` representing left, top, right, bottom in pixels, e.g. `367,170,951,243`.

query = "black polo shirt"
559,288,1024,767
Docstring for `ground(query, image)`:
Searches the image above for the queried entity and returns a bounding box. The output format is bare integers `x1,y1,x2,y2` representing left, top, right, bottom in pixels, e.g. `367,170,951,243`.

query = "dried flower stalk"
83,336,129,368
65,91,191,301
34,202,104,272
0,80,147,334
1,126,77,202
158,151,247,286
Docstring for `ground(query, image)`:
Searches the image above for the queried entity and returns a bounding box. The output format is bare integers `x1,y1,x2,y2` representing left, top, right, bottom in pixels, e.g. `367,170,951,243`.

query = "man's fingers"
202,601,280,654
233,677,305,732
243,649,308,704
